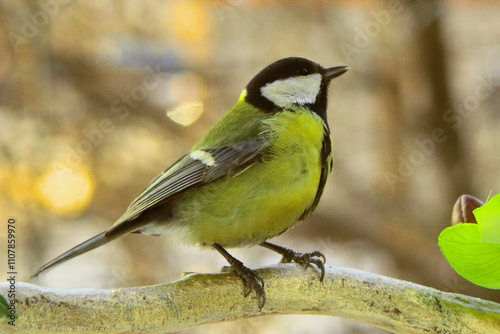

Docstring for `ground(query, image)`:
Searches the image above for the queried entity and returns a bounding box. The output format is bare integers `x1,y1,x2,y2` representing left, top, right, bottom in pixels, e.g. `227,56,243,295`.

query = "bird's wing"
111,137,266,226
32,138,266,278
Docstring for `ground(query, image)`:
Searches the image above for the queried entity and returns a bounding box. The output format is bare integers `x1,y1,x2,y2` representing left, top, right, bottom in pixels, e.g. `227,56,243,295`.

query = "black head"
245,57,348,121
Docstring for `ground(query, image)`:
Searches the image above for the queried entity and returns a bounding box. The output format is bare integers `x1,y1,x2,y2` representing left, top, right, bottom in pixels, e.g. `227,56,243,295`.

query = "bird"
32,57,349,308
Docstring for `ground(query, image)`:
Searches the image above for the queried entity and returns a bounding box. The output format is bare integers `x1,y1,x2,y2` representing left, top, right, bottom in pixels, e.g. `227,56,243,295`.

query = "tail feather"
32,216,153,279
32,232,111,279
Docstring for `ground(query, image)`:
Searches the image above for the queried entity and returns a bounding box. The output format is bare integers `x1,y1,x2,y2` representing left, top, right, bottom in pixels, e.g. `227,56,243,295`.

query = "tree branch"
1,264,499,333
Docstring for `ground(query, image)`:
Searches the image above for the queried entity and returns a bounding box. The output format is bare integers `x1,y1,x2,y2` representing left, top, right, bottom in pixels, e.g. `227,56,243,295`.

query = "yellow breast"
172,108,326,248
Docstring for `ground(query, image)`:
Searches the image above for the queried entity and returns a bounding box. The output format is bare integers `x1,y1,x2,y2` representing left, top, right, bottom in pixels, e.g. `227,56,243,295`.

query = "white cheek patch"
260,73,322,108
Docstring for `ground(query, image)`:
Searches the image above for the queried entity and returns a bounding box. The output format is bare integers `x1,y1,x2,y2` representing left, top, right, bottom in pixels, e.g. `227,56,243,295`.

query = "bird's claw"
229,262,266,309
280,249,326,281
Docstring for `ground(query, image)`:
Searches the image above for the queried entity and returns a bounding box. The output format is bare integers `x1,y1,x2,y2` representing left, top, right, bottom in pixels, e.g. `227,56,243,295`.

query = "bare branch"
1,264,499,333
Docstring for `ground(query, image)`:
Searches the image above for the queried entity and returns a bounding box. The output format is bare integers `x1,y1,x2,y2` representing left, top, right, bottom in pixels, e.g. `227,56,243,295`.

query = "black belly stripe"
299,127,332,220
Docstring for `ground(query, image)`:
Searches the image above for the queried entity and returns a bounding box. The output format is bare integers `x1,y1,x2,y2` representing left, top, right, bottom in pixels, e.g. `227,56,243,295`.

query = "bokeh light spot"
35,165,94,215
167,101,204,126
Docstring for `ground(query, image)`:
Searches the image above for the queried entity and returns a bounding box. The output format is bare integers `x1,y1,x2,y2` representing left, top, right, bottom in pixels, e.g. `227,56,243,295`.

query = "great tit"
32,57,349,308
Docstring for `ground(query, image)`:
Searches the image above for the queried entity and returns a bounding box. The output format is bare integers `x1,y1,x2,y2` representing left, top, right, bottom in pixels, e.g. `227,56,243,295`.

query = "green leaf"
0,294,8,318
474,193,500,244
438,223,500,289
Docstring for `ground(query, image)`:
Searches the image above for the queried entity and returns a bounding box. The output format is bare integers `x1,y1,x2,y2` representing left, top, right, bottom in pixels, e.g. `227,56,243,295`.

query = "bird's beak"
325,66,350,80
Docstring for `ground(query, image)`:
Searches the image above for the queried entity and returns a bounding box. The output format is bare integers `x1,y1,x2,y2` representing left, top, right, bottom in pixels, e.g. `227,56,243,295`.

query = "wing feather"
111,138,265,226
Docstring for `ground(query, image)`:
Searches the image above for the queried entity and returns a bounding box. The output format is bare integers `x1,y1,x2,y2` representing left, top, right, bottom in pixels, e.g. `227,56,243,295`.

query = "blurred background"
1,0,499,333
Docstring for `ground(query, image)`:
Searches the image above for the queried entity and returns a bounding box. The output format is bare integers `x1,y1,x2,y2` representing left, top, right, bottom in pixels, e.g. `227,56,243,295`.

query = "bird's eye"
299,67,309,76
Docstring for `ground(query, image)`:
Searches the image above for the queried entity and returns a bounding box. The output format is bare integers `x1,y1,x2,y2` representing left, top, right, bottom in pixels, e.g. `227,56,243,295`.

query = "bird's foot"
280,249,326,281
214,244,266,309
260,242,326,281
227,259,266,309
